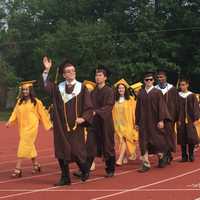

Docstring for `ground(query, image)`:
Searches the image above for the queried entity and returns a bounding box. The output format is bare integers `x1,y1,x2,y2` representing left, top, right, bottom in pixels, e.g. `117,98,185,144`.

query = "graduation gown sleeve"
36,99,52,130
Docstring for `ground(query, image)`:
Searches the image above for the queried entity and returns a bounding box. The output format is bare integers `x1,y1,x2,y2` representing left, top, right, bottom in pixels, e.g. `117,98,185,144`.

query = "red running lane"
1,123,200,200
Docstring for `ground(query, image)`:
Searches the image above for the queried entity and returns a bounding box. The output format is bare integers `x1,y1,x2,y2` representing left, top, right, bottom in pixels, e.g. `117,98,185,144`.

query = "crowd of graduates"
5,56,200,186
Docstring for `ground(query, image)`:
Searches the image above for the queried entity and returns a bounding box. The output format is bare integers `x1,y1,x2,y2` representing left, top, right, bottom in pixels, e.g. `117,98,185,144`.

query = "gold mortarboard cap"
114,79,130,88
130,82,143,90
19,80,37,89
83,80,96,91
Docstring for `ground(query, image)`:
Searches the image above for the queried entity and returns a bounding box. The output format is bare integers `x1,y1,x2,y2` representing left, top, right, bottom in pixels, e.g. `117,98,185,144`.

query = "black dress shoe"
158,155,168,168
167,152,173,164
105,172,114,178
81,172,90,182
54,178,71,186
138,164,150,173
73,171,82,178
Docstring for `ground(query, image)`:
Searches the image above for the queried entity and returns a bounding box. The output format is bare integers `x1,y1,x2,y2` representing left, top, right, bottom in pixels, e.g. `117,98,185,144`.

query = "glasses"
144,78,153,82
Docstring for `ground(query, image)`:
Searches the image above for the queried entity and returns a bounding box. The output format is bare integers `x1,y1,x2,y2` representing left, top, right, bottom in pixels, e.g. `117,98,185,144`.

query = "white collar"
65,79,76,85
58,80,82,103
179,91,192,98
119,96,125,103
155,83,173,95
145,86,154,94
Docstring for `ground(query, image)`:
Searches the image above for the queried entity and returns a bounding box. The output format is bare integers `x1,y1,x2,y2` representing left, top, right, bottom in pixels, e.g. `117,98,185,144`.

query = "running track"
0,123,200,200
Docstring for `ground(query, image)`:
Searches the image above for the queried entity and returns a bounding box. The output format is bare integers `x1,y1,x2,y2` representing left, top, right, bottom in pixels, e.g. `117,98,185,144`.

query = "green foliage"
0,0,199,87
0,60,18,86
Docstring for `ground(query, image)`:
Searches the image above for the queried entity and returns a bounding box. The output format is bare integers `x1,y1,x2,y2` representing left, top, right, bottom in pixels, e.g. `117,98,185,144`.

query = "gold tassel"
185,117,188,124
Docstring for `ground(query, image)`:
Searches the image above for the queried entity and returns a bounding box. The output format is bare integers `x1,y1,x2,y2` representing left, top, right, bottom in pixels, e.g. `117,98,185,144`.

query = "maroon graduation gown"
43,79,93,163
135,87,171,155
90,85,115,160
156,85,179,152
177,93,200,145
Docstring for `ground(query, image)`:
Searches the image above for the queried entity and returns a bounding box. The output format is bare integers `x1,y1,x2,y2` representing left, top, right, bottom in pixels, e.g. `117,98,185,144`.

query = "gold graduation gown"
8,98,52,158
112,96,138,154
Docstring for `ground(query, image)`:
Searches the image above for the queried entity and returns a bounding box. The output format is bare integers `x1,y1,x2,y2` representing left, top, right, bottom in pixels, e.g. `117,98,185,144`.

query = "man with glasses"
42,56,93,186
155,70,179,164
135,72,170,172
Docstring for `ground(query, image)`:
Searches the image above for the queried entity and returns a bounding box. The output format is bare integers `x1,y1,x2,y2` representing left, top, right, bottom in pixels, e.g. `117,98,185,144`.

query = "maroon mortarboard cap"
143,71,155,79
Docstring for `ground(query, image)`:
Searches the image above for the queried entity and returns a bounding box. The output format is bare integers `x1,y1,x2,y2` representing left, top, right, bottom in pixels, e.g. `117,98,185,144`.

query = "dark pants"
58,159,70,181
181,144,195,159
58,158,89,179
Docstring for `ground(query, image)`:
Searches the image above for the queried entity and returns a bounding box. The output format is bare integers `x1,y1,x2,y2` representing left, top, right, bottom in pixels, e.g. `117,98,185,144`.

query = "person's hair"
157,70,167,77
179,78,189,84
59,59,75,74
115,84,130,101
96,69,107,77
96,65,110,77
18,87,37,106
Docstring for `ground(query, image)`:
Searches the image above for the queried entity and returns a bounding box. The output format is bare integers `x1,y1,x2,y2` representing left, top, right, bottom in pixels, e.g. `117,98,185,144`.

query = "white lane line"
0,155,54,166
91,167,200,200
0,161,57,174
0,162,103,184
0,168,134,199
0,188,200,192
0,156,181,198
0,148,53,159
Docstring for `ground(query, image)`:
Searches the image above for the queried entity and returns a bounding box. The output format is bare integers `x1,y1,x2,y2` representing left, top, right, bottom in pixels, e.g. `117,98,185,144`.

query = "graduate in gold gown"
6,80,52,178
112,79,138,166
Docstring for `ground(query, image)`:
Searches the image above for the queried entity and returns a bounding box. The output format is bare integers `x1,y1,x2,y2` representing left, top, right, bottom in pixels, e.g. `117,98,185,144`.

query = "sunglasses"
144,78,153,82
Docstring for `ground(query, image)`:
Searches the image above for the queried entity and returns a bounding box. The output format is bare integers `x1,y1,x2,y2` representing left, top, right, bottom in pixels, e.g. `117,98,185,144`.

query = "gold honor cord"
51,66,79,132
176,71,181,89
185,97,188,124
63,95,78,132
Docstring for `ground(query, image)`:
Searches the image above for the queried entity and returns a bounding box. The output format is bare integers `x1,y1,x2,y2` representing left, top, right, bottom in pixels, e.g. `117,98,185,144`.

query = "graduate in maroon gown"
177,79,200,162
135,72,171,172
90,66,116,177
42,56,93,186
155,70,179,163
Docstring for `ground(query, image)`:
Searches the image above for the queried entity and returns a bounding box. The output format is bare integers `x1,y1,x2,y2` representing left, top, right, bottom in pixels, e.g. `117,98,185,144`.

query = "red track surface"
0,122,200,200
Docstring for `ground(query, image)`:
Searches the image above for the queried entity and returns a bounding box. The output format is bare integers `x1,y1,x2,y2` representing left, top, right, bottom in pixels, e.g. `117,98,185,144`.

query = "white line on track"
0,168,131,199
0,162,104,184
0,161,57,174
0,188,200,192
0,148,53,158
0,156,182,199
91,167,200,200
0,154,54,166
